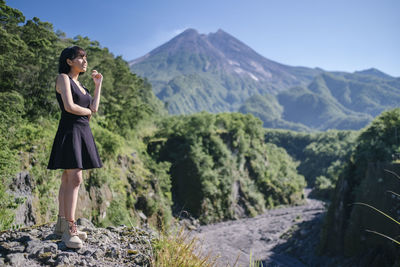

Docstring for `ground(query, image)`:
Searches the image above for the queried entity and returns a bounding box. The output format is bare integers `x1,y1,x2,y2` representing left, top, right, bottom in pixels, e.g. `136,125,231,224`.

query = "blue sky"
7,0,400,76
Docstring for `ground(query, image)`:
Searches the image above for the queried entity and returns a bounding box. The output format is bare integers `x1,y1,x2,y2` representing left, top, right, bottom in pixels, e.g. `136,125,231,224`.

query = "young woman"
47,46,103,249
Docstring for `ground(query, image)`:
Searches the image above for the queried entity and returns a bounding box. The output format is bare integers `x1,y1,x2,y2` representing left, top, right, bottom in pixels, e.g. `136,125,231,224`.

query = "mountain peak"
215,29,228,35
179,28,199,36
208,28,235,39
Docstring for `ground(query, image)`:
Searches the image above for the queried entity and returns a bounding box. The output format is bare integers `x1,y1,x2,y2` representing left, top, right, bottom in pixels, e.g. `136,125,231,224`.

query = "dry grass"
152,227,220,267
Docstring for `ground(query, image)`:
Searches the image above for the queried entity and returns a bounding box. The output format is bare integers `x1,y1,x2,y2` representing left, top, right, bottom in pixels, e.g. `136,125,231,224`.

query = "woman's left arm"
90,70,103,113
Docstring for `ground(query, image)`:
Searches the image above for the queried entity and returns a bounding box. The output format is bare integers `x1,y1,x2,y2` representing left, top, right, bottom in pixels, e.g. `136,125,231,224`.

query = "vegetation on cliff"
320,108,400,265
148,112,306,223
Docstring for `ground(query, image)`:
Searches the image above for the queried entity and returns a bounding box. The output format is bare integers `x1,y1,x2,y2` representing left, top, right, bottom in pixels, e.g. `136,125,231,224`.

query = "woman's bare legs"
57,168,87,244
58,170,68,217
58,169,84,248
62,169,83,222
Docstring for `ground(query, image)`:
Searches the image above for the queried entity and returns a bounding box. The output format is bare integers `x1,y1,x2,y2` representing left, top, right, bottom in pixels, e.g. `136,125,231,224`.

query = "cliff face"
345,163,400,257
322,163,400,256
320,109,400,266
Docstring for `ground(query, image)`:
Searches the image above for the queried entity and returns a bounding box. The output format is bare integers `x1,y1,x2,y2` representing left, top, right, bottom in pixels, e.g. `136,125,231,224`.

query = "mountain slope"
130,29,321,114
241,71,399,130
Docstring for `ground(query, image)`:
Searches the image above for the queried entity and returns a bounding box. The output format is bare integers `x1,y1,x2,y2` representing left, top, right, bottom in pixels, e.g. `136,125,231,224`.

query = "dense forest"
265,129,358,199
148,112,305,223
1,2,399,265
0,0,170,229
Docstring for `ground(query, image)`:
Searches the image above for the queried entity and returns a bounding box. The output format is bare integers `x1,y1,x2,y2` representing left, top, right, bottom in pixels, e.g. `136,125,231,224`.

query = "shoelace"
67,220,78,236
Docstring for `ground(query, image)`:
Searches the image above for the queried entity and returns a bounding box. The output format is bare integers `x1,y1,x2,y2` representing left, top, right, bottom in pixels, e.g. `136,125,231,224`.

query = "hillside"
241,71,400,130
130,28,321,114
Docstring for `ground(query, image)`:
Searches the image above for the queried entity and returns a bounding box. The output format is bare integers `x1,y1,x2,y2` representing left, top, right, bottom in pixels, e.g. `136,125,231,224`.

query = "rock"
105,245,120,259
77,217,95,228
8,243,25,254
0,222,155,266
42,242,58,254
6,253,26,266
55,252,73,265
92,249,103,260
7,172,36,226
25,239,43,255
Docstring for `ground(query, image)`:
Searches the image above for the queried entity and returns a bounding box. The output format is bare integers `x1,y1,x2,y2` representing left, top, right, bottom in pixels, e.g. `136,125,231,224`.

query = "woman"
47,46,103,249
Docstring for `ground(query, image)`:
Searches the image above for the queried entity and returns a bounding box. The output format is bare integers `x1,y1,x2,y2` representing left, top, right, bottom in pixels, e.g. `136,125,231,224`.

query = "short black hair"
58,46,87,74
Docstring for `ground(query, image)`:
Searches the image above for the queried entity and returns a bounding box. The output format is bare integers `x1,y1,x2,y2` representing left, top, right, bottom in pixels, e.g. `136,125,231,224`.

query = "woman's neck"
68,71,80,81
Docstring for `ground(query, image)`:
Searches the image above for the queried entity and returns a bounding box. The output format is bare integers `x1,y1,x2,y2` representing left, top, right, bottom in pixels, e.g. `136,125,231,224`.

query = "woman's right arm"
57,74,92,116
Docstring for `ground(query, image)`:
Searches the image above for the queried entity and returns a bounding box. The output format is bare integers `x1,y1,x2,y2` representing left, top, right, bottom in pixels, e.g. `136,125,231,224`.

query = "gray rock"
55,253,70,265
42,242,58,254
46,258,56,265
105,245,120,259
0,241,21,252
92,248,103,260
25,239,42,255
6,252,26,266
81,248,95,256
29,229,39,236
8,172,36,226
77,217,95,228
9,245,25,254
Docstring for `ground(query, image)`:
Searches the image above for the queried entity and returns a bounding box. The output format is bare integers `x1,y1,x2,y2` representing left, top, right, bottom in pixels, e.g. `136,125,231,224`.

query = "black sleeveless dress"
47,77,102,170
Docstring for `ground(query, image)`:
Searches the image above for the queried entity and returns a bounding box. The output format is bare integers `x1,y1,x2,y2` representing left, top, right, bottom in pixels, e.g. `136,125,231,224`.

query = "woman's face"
67,52,87,73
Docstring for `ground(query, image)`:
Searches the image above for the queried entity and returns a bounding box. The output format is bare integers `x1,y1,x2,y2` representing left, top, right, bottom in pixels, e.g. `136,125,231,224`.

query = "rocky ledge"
0,219,156,266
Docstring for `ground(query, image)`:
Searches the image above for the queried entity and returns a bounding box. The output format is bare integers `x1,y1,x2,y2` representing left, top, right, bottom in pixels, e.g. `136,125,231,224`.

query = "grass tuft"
152,227,219,267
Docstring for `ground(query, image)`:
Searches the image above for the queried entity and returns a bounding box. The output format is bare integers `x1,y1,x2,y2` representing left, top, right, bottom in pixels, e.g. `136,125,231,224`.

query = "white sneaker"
62,220,83,249
55,216,87,241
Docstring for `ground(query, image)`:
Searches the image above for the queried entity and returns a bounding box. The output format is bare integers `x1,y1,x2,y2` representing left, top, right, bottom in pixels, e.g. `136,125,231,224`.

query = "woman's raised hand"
91,70,103,85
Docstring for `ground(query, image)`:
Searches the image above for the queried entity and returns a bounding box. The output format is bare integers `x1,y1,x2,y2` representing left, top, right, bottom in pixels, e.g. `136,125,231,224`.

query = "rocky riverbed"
191,189,352,267
0,218,155,266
